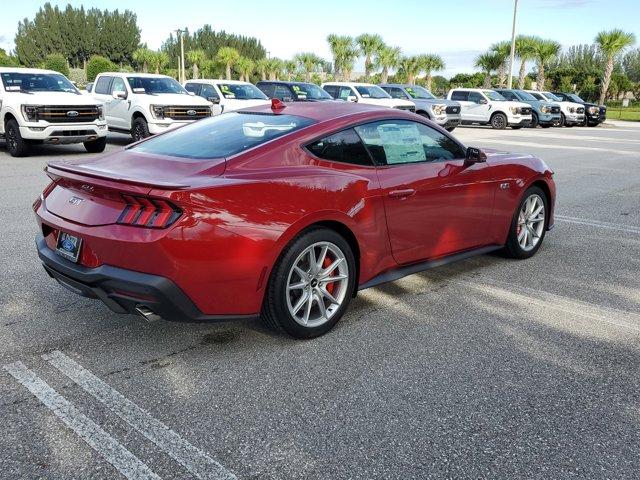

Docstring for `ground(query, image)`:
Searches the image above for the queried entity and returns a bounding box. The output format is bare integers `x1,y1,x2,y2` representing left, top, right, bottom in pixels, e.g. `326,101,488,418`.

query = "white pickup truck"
91,72,212,141
184,79,271,115
447,88,532,129
0,67,107,157
321,82,416,112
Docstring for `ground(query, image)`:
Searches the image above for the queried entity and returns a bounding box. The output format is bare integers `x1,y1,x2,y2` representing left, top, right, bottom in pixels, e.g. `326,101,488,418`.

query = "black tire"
504,186,549,260
559,113,566,127
4,119,30,157
541,124,551,128
445,127,456,132
262,227,356,339
530,113,539,128
131,116,150,141
511,125,523,129
490,112,508,130
84,136,107,153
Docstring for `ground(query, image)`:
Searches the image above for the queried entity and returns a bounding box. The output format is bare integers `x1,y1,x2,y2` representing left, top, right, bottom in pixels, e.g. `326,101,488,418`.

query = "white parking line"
44,350,236,480
477,138,637,155
555,215,640,235
3,361,161,480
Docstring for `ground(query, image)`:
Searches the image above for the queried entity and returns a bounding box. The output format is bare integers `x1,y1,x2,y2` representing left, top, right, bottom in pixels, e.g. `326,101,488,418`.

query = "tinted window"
200,84,218,100
355,85,390,99
323,85,339,98
355,120,465,165
274,85,294,101
450,90,468,101
338,86,355,100
127,76,188,94
94,76,112,94
257,83,275,98
131,112,315,160
468,92,485,104
184,83,200,94
217,83,267,100
384,87,408,100
529,92,544,100
306,129,372,166
498,90,518,101
111,77,126,94
290,83,332,100
1,72,78,93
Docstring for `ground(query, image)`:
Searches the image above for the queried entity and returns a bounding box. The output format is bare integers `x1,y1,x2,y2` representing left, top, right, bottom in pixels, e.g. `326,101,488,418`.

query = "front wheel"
490,113,507,130
5,119,30,157
84,136,107,153
504,186,548,259
262,228,356,339
530,113,539,128
131,117,150,142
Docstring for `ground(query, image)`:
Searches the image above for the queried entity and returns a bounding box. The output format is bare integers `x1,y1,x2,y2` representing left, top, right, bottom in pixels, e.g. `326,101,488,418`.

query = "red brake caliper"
322,256,336,294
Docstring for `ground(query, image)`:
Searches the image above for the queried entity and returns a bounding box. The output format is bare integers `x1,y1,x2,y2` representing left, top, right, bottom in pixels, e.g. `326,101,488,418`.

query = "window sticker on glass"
378,123,426,164
219,84,236,98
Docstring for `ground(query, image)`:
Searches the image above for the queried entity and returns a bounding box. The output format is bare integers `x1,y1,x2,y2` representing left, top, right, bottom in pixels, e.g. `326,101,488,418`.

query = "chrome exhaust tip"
135,305,161,322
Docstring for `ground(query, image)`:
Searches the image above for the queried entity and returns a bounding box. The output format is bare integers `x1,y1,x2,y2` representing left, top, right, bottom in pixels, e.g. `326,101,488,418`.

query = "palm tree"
186,49,207,80
327,34,358,80
356,33,384,79
419,54,445,91
133,48,154,73
474,52,502,88
267,58,283,80
399,56,423,84
283,60,297,81
515,35,538,89
595,29,636,104
150,51,169,74
255,58,269,80
376,45,401,84
532,39,561,91
490,41,511,87
216,47,240,80
235,56,254,82
294,52,323,82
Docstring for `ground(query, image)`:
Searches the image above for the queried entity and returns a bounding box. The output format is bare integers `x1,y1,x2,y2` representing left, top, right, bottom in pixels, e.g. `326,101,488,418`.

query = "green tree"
216,47,240,80
86,55,116,81
186,49,207,79
43,53,70,76
150,51,169,74
266,58,284,80
490,41,511,87
356,33,384,79
255,58,270,80
327,34,358,80
595,29,636,104
283,60,297,81
294,52,324,82
419,54,444,91
133,47,155,73
0,49,20,67
235,56,255,81
474,52,502,88
398,56,423,84
532,38,561,91
515,35,538,89
622,48,640,82
376,45,401,84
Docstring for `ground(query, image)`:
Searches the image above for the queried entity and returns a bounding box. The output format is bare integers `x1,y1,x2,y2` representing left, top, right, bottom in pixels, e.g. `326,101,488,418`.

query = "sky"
1,0,639,77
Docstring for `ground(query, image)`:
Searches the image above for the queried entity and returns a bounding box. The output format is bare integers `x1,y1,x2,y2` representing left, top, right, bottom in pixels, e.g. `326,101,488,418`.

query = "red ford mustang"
34,100,555,338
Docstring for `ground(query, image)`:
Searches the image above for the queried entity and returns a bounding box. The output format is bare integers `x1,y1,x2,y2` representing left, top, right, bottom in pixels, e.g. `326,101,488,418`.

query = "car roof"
238,100,402,122
98,72,172,78
322,82,377,87
187,79,253,85
0,67,61,75
256,80,317,86
378,83,410,88
450,88,493,92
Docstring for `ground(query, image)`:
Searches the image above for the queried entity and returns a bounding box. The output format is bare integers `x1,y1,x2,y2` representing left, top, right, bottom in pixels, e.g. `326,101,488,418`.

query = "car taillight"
117,195,181,228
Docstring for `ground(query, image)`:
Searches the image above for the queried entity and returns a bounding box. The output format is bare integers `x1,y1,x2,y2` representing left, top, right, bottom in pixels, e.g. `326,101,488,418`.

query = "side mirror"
465,147,487,164
112,90,127,100
347,95,358,103
479,98,488,104
207,97,220,104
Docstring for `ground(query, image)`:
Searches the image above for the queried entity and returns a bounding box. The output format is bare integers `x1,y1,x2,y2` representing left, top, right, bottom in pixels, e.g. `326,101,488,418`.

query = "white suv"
91,72,212,141
525,90,585,127
447,88,532,129
1,67,107,157
321,82,416,112
184,79,271,115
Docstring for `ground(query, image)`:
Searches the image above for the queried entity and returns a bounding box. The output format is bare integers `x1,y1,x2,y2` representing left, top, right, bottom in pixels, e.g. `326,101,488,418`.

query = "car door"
92,75,113,116
466,91,491,122
450,90,473,121
199,83,222,115
356,119,496,264
106,76,131,129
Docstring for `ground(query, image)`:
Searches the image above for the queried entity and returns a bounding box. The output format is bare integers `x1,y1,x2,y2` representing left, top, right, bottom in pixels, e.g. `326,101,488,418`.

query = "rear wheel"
490,113,507,130
131,117,150,142
262,228,356,339
504,186,548,259
5,119,30,157
84,136,107,153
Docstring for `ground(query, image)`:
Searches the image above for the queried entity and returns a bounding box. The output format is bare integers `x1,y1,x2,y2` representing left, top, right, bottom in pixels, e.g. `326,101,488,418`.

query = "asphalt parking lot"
1,122,639,479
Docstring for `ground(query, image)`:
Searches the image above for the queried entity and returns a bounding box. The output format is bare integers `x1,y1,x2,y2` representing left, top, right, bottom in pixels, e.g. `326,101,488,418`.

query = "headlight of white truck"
568,106,576,113
21,105,39,122
509,106,519,114
432,104,446,115
149,105,165,119
96,105,104,121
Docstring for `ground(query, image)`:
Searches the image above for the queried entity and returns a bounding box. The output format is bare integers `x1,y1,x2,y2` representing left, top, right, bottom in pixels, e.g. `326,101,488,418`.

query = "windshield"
131,112,315,159
404,86,435,99
566,93,585,103
1,72,78,93
355,85,391,99
483,90,506,101
515,91,537,102
542,92,563,102
217,83,268,100
127,76,188,94
290,83,332,100
529,92,544,100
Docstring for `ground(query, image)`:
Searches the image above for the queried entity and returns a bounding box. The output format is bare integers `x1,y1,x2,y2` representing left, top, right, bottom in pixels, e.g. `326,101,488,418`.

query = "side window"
94,76,112,95
500,91,517,101
110,77,126,93
355,120,465,165
384,87,408,100
257,83,275,98
273,85,294,101
338,86,355,100
450,90,468,101
468,92,485,104
306,128,373,166
323,85,338,98
184,83,200,95
200,84,218,101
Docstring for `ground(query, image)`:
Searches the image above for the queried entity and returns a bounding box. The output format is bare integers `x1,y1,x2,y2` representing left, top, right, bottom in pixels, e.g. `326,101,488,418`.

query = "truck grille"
395,105,416,113
36,106,101,123
551,106,560,114
577,107,585,114
520,107,532,115
163,106,211,120
446,105,460,114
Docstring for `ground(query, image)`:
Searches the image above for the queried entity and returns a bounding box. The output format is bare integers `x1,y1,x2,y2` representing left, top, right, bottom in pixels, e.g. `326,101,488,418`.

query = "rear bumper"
36,234,257,323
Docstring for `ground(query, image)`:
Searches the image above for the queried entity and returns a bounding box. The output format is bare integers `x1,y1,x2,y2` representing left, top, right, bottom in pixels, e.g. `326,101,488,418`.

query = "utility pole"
174,29,186,83
507,0,518,89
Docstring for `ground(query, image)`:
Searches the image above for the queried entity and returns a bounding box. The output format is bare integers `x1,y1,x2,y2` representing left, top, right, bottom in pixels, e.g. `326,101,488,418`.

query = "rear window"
131,112,315,159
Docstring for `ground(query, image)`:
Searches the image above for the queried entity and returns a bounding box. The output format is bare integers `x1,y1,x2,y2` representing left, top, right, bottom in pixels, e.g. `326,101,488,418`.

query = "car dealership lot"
1,124,639,479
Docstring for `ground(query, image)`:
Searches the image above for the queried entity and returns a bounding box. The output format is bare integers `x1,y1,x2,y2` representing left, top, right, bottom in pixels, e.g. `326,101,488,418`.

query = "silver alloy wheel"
517,194,545,251
286,241,349,328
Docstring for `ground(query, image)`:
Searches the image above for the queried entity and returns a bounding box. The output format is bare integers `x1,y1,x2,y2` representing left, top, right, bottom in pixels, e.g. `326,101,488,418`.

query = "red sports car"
34,100,555,338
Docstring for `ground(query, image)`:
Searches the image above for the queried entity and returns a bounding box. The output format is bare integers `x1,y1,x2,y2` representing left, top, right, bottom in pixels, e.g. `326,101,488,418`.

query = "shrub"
68,67,86,84
86,55,116,82
43,53,69,77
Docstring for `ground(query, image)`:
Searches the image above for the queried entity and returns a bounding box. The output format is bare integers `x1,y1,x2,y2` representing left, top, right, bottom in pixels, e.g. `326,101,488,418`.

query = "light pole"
174,29,186,83
507,0,519,89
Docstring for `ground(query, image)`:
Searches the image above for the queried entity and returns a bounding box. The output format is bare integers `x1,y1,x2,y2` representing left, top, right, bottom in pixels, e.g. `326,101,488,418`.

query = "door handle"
388,188,416,199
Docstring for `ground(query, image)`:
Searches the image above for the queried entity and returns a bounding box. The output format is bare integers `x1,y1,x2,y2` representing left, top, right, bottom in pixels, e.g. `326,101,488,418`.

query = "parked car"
551,92,606,126
34,101,555,339
184,79,270,114
322,82,416,112
257,80,335,102
494,88,560,128
91,72,212,141
0,67,107,157
379,83,461,131
525,90,585,127
447,88,532,129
